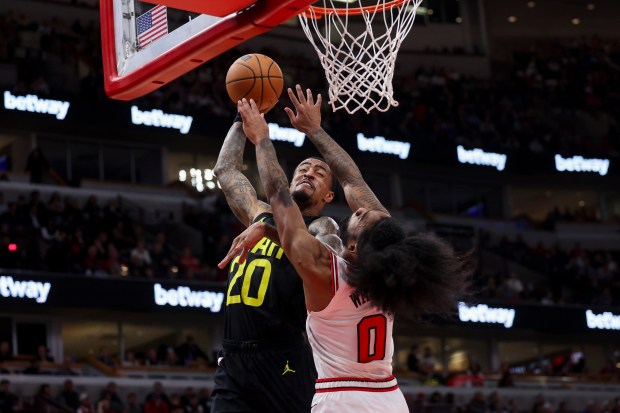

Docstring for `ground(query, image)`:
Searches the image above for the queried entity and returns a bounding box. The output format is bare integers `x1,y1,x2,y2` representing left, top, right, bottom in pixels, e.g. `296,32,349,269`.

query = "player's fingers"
296,84,307,104
316,93,322,107
284,107,296,123
306,88,314,105
238,247,248,264
287,88,301,109
249,99,259,112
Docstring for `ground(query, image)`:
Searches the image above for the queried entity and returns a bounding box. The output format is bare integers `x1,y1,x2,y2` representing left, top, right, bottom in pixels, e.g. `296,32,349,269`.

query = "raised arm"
238,99,333,312
284,85,389,215
214,121,270,227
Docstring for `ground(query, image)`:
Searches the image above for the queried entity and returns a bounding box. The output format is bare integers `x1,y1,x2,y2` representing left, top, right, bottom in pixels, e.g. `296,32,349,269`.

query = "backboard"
100,0,315,100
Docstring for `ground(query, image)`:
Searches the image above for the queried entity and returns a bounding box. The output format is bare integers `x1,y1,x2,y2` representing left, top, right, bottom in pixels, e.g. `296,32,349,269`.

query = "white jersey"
307,252,397,391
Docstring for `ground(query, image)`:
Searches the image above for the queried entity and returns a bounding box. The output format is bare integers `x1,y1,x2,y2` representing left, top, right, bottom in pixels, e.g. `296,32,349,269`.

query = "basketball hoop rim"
303,0,410,18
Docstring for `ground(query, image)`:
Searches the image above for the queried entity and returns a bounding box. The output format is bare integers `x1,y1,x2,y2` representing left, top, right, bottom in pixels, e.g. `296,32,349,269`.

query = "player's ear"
323,191,335,204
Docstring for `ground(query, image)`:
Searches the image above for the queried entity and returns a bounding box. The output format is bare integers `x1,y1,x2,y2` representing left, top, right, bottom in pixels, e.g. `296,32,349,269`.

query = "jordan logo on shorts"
282,360,296,376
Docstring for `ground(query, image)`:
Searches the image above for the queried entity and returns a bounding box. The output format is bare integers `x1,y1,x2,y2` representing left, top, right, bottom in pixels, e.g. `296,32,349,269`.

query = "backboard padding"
100,0,316,100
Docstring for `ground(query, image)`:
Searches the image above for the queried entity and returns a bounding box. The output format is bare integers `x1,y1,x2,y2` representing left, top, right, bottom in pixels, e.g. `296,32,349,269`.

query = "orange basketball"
226,54,284,113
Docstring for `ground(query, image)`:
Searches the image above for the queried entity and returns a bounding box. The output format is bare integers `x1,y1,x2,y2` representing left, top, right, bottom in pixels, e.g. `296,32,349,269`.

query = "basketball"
225,54,284,113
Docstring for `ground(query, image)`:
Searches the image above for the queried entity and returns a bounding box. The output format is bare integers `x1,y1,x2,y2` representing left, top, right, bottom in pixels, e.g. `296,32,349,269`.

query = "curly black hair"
348,217,472,318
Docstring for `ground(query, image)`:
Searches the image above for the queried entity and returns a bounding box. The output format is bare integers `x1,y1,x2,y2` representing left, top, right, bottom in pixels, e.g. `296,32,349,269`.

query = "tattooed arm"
214,121,271,227
239,99,333,312
284,85,389,215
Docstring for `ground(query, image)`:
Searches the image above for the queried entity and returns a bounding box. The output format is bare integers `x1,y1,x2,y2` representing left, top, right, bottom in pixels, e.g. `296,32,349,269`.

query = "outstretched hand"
218,222,267,269
238,99,269,145
284,84,322,136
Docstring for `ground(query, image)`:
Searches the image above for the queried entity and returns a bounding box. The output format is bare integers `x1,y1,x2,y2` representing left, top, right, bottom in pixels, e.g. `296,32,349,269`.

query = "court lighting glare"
526,1,535,8
587,3,595,10
507,16,518,23
571,18,581,25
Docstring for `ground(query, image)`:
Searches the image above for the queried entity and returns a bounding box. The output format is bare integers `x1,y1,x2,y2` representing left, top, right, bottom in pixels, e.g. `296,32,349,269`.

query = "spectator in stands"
145,348,162,366
164,347,179,366
0,379,19,413
101,382,123,413
0,341,13,362
35,344,54,363
25,147,50,184
57,379,80,411
121,351,139,367
57,355,79,376
146,382,169,405
419,346,438,377
466,391,487,413
143,394,169,413
130,239,152,277
32,384,56,413
184,394,204,413
197,388,211,413
178,247,203,279
77,393,93,413
96,397,112,413
97,346,116,367
556,401,569,413
498,362,515,388
175,336,209,366
407,344,420,373
125,393,142,413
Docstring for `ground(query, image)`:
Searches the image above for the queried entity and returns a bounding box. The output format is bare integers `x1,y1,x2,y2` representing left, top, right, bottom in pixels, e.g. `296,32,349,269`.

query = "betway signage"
3,91,70,120
458,302,515,328
555,154,610,176
585,309,620,331
457,146,507,171
356,133,411,159
268,123,305,147
131,106,193,134
154,283,224,312
0,275,51,304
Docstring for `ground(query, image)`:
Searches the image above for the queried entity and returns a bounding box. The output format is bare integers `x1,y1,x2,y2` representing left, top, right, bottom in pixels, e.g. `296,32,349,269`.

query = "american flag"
136,5,168,49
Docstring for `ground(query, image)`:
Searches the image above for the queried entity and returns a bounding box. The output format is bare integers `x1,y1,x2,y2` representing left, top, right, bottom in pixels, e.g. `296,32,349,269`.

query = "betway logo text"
357,133,410,159
458,302,515,328
4,91,70,120
457,145,507,171
555,154,610,176
131,106,193,134
154,283,224,312
268,123,305,147
585,309,620,330
0,276,51,304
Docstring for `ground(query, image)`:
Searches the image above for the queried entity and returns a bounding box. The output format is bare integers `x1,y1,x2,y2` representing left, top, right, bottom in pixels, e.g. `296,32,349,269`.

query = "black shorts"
211,337,317,413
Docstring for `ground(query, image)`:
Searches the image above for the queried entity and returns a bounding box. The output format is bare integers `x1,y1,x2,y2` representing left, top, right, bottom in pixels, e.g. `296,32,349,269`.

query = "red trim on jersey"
316,375,395,383
329,251,340,296
333,252,339,292
329,252,335,297
315,385,399,393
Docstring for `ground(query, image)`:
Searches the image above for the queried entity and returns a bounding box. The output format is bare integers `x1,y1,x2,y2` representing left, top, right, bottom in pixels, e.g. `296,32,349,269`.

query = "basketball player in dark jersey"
211,116,337,413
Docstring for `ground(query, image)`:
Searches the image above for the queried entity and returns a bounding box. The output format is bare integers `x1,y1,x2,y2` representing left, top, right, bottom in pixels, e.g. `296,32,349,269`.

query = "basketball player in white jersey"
231,91,469,412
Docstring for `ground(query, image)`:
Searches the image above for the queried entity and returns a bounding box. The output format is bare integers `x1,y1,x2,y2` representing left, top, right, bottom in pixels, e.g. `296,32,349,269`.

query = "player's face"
346,208,389,249
290,158,334,206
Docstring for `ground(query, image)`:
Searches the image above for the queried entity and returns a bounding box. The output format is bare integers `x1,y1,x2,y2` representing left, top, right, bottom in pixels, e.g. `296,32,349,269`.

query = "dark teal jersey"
223,212,318,342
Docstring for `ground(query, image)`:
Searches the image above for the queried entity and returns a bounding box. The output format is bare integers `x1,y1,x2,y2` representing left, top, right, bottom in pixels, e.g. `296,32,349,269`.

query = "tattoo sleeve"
307,128,388,213
255,139,292,206
214,122,269,226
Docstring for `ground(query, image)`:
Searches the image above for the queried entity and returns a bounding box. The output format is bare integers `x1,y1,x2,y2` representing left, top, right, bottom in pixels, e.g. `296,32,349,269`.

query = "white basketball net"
299,0,423,114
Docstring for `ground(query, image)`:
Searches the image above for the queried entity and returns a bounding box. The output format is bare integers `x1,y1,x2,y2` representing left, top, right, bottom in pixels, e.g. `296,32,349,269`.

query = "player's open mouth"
298,180,314,189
